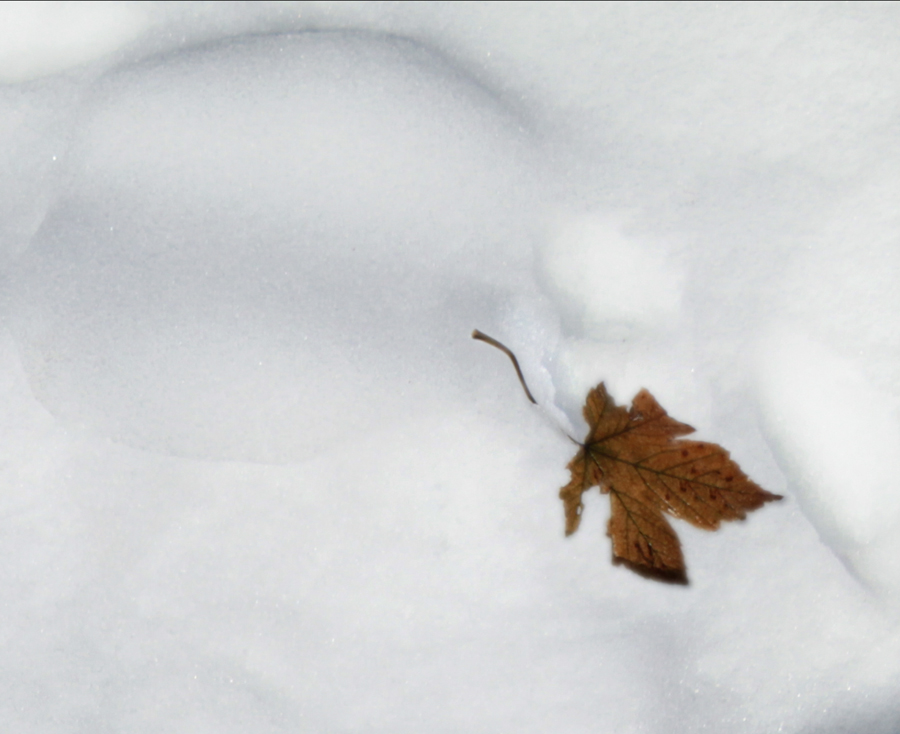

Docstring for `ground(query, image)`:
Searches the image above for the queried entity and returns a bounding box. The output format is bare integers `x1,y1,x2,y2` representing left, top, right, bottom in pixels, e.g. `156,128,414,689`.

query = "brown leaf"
560,383,782,584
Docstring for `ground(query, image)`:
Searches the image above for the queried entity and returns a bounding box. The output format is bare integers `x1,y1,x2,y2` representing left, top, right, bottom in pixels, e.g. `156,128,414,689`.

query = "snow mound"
7,30,540,462
757,327,900,605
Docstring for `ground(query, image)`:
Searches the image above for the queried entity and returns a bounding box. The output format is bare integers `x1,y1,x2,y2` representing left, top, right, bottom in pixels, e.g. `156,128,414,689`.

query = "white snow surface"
2,3,900,732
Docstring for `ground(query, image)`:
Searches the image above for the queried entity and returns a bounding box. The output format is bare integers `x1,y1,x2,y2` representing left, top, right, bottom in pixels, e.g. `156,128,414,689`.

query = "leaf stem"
471,330,537,404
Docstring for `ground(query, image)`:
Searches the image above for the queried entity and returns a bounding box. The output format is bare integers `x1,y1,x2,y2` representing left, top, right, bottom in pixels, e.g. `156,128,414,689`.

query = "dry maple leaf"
559,383,782,583
473,330,782,584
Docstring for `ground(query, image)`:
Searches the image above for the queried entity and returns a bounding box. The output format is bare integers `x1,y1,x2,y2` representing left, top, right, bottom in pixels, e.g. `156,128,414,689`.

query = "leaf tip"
612,555,689,585
751,488,784,507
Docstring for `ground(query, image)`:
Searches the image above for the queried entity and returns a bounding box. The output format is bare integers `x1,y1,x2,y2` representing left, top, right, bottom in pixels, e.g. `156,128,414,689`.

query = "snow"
0,1,148,83
1,3,900,732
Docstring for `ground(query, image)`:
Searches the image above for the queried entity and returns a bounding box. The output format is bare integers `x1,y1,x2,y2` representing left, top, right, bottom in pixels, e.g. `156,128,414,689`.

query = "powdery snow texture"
2,4,900,733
